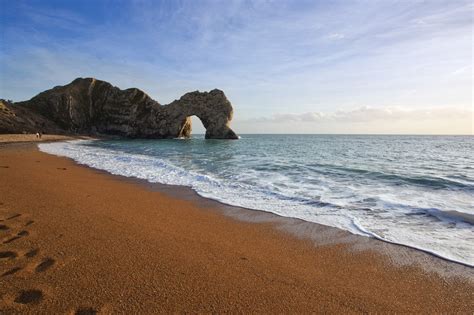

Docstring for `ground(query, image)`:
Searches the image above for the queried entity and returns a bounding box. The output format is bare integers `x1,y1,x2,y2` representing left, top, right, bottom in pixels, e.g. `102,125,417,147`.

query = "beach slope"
0,142,473,313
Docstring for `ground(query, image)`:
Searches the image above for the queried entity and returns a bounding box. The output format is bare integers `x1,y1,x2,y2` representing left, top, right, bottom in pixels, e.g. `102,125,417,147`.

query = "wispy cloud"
22,5,87,30
1,0,472,134
235,106,473,135
326,33,345,40
248,106,473,123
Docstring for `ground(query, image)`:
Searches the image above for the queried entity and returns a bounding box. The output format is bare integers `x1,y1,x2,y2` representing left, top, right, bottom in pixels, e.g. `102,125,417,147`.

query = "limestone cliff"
0,100,63,134
1,78,238,139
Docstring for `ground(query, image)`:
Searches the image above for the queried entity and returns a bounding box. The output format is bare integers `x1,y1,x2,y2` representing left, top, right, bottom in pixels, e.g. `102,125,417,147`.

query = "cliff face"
1,78,238,139
0,100,63,134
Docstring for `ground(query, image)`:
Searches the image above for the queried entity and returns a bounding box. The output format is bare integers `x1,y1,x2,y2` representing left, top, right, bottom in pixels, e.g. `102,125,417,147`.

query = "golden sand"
0,140,472,313
0,134,76,144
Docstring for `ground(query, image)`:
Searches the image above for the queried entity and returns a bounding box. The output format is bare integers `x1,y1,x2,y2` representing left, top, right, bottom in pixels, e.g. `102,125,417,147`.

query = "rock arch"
5,78,239,139
165,89,238,139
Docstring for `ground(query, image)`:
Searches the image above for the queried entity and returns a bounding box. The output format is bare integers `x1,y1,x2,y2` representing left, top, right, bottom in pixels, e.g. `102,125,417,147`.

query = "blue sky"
0,0,472,134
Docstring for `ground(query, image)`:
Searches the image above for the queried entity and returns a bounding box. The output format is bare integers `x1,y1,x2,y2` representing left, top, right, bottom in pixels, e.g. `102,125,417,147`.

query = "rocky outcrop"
0,100,63,134
1,78,238,139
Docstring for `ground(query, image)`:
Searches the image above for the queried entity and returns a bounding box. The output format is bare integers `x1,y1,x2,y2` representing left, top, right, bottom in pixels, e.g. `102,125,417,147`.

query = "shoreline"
40,138,474,272
1,138,473,312
145,179,474,271
85,161,474,275
4,137,474,272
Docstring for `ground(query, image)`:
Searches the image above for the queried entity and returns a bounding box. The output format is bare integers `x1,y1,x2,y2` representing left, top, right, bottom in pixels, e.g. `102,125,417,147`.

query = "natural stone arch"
6,78,239,139
165,89,238,139
176,115,205,138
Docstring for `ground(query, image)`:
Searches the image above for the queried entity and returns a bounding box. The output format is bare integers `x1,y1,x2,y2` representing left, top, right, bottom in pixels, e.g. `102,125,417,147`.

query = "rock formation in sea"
0,78,238,139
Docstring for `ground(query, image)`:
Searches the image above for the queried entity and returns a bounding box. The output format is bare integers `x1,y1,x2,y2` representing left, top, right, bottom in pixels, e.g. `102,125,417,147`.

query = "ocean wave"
38,139,474,267
426,209,474,225
306,163,473,191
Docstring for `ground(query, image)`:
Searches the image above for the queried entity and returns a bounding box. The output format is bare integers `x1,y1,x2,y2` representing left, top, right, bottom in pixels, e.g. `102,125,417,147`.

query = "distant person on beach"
36,132,42,139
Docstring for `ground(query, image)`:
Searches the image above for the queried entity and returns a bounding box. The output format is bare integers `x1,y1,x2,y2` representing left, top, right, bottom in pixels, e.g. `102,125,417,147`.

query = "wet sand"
0,141,473,313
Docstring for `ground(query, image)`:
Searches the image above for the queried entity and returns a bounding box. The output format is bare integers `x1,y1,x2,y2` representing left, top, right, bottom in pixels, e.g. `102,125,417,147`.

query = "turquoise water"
39,135,474,266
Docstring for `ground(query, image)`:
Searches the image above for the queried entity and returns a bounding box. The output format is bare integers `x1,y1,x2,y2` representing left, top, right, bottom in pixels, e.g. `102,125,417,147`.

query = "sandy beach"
0,139,473,313
0,134,89,144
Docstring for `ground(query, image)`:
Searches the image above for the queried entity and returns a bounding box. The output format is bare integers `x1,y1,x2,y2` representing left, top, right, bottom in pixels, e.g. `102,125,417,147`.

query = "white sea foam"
39,139,474,267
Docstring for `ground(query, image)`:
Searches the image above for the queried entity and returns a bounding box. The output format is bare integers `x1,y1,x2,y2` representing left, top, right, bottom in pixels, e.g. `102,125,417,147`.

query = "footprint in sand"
75,307,99,315
25,248,39,258
6,214,21,220
35,258,55,273
18,230,29,237
3,230,29,244
0,251,18,259
0,166,9,169
3,236,21,244
2,267,22,277
0,224,9,230
14,289,43,304
25,220,34,226
57,167,67,171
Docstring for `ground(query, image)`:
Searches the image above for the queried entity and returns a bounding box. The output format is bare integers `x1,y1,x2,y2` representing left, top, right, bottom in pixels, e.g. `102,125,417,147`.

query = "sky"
0,0,472,134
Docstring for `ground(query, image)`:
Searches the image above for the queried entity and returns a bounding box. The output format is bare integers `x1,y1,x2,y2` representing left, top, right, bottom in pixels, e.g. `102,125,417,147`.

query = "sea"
39,135,474,266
